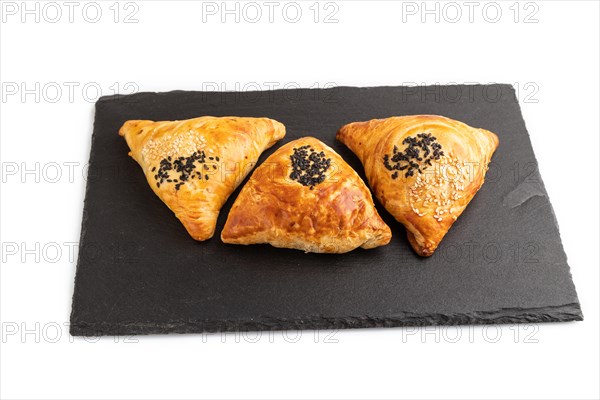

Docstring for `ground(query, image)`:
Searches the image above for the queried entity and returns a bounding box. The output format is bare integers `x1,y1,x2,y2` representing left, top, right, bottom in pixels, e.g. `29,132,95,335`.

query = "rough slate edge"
72,304,582,336
70,85,583,337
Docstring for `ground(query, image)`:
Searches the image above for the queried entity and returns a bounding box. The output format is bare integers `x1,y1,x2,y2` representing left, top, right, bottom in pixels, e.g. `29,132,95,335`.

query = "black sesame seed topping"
383,133,444,178
154,150,220,188
289,145,331,190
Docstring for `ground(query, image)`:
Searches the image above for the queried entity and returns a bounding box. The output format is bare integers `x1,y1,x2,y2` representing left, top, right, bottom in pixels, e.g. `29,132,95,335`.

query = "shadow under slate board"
70,85,582,336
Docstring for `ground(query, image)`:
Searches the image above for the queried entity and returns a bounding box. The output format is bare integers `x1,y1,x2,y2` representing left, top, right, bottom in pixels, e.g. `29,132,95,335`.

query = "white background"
1,1,599,399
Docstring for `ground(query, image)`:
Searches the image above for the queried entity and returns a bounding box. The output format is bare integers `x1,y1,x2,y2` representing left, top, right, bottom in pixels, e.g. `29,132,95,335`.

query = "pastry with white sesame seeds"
221,137,392,253
119,116,285,241
337,115,499,257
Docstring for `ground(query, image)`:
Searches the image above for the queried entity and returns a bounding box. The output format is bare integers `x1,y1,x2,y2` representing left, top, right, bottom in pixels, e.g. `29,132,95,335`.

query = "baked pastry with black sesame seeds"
119,116,285,241
337,115,499,257
221,137,392,253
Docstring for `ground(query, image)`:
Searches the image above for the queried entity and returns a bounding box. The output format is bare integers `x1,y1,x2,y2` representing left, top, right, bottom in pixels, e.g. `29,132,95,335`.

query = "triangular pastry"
119,116,285,241
221,137,392,253
337,115,499,256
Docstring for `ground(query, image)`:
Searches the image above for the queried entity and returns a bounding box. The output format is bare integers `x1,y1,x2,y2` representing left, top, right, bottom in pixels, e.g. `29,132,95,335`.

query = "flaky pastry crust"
337,115,499,256
221,137,392,253
119,116,285,241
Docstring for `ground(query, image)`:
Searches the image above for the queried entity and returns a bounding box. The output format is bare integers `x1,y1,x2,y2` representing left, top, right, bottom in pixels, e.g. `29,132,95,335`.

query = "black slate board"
70,85,582,336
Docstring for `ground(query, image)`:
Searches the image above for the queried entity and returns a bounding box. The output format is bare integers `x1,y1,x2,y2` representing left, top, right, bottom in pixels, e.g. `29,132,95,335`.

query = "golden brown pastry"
337,115,499,256
221,137,392,253
119,116,285,241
